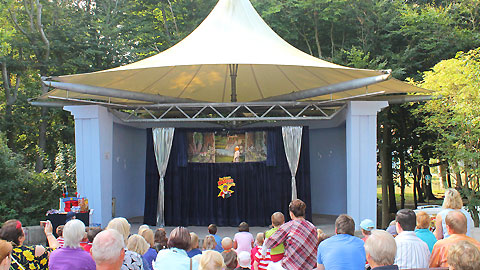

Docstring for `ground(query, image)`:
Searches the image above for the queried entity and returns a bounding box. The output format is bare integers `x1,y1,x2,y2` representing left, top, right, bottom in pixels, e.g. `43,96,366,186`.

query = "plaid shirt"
264,219,318,270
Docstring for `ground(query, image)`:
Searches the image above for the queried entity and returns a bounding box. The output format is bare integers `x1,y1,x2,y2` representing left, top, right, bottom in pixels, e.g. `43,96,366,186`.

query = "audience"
203,235,218,251
364,230,397,270
317,214,365,270
48,219,96,270
91,229,126,270
187,232,202,258
107,217,144,270
394,209,430,269
236,251,251,270
138,225,150,234
56,225,65,247
263,199,317,270
360,219,375,242
199,250,225,270
316,229,328,245
234,222,254,254
447,240,480,270
127,234,151,270
435,188,474,240
139,228,158,269
429,210,480,268
86,227,103,252
207,224,223,252
265,212,284,263
154,228,168,252
386,221,397,237
253,233,271,270
221,237,237,270
0,240,12,270
414,211,437,252
153,226,199,270
250,233,264,269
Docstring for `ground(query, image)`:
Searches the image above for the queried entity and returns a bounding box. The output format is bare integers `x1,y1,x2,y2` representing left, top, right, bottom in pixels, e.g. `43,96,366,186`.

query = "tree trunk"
380,123,390,228
5,105,15,151
423,165,437,200
416,165,425,203
412,167,418,209
439,163,447,188
382,108,396,213
446,163,452,188
399,151,406,209
35,106,47,172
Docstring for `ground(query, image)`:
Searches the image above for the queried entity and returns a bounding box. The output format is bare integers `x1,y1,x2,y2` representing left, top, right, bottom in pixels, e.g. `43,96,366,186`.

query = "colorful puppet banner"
218,176,235,199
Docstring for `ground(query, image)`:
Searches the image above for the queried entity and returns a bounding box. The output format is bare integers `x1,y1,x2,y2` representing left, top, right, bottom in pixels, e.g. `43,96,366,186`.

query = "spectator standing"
394,209,430,269
317,214,366,270
234,222,254,254
447,240,480,270
107,217,144,270
265,212,284,262
221,237,237,270
0,240,12,270
360,219,375,242
414,211,437,252
435,188,474,239
139,229,158,270
153,227,199,270
364,230,398,270
198,250,225,270
429,210,480,268
187,232,202,258
91,229,125,270
207,224,223,252
49,219,96,270
263,199,317,270
154,228,168,252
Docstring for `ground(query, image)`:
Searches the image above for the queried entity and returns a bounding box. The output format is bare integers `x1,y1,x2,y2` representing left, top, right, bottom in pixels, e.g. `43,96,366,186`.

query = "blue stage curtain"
144,127,311,226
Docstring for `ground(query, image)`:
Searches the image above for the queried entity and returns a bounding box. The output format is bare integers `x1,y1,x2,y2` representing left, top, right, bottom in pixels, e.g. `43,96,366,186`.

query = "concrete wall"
112,123,147,219
309,125,347,215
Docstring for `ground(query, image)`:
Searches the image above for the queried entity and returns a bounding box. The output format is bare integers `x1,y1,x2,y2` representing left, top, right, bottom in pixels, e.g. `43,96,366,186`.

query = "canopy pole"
229,64,239,102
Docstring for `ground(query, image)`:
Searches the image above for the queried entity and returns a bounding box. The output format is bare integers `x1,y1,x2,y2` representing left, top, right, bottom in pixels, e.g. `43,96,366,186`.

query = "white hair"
91,229,125,265
364,230,397,266
63,219,86,248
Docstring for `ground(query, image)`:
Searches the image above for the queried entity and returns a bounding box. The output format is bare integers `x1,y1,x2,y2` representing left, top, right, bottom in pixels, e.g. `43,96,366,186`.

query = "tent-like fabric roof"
42,0,428,104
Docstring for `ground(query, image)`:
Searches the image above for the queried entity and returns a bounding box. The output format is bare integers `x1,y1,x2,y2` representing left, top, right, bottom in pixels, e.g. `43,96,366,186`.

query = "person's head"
199,250,226,270
0,220,24,245
208,224,217,235
91,229,125,268
289,199,306,218
364,230,397,268
237,251,251,268
221,237,233,250
443,188,463,210
445,210,467,235
203,235,217,250
416,211,431,230
271,212,285,227
106,217,131,245
190,232,199,250
154,228,167,245
256,232,264,246
360,219,375,236
88,227,103,243
138,225,149,235
167,227,190,250
127,234,149,255
395,209,416,232
386,220,397,237
139,228,154,248
56,225,65,237
0,240,12,270
317,229,328,245
238,222,249,232
63,219,86,248
335,214,355,236
235,146,239,151
447,240,480,270
66,211,77,223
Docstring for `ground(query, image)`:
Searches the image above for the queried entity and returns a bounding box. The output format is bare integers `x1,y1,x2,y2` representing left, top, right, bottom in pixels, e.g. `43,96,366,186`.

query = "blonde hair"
140,228,154,247
443,188,463,209
138,225,149,234
271,212,285,227
416,211,431,229
0,240,12,263
365,230,397,266
203,235,217,250
448,240,480,270
127,234,149,255
199,250,226,270
190,232,199,250
106,217,131,245
256,233,264,246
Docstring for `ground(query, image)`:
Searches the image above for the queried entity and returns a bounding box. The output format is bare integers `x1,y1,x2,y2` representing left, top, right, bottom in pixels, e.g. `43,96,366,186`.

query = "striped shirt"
394,231,430,269
57,237,64,247
254,246,271,270
264,219,317,270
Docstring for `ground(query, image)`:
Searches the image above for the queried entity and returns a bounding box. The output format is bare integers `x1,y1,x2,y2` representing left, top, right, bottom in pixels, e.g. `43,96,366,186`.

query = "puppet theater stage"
34,0,430,228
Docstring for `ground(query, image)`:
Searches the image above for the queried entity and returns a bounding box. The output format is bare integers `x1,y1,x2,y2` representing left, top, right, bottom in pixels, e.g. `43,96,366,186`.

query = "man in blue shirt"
317,214,366,270
208,224,224,252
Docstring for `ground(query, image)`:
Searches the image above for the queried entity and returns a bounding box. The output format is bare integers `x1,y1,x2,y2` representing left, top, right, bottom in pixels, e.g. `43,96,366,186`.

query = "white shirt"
394,231,430,269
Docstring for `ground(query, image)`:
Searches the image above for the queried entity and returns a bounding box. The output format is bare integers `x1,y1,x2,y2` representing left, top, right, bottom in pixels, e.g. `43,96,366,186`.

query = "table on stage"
47,212,89,237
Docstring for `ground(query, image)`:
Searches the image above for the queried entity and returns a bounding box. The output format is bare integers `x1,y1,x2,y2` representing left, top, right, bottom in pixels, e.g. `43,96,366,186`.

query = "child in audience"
85,227,102,253
203,235,218,251
250,233,264,269
360,218,375,242
253,233,271,270
317,228,328,245
154,228,168,252
234,222,254,253
221,237,237,270
264,212,285,262
80,228,90,251
187,232,203,258
235,251,251,270
56,225,65,247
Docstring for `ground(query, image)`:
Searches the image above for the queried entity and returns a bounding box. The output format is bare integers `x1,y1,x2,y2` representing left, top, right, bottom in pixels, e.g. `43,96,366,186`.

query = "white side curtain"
282,126,302,201
152,127,175,227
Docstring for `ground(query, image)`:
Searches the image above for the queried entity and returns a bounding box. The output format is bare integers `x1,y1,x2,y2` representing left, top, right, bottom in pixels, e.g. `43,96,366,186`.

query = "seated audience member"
153,227,199,270
203,235,218,251
394,209,430,269
250,233,263,269
386,221,397,237
253,233,271,270
0,239,12,270
187,232,202,258
139,229,157,270
49,219,96,270
207,224,223,252
234,222,254,254
56,225,65,247
429,210,480,268
80,229,90,251
235,251,251,270
154,228,168,252
127,234,151,270
199,250,225,270
138,225,149,235
221,237,237,270
265,212,284,263
414,211,437,252
66,212,77,223
447,240,480,270
316,229,328,245
360,219,375,242
317,214,366,270
0,219,59,270
264,199,317,270
364,230,398,270
91,229,125,270
86,227,102,253
107,217,144,270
